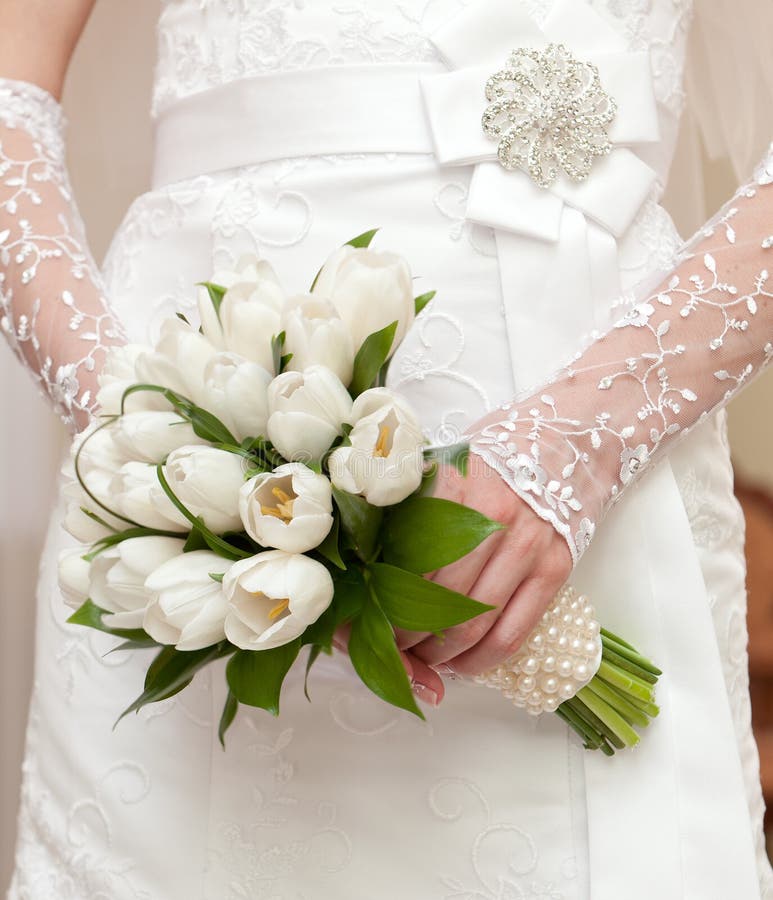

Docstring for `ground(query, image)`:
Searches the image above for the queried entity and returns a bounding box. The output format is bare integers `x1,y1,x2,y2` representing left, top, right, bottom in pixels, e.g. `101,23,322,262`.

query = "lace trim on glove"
0,78,125,431
470,142,773,563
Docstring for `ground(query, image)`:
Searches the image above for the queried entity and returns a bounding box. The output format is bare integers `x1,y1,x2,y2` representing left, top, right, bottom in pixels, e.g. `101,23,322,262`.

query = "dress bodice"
153,0,693,186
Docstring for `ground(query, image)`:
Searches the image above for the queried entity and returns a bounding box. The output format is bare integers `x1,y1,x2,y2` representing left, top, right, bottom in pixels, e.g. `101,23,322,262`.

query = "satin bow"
420,0,661,387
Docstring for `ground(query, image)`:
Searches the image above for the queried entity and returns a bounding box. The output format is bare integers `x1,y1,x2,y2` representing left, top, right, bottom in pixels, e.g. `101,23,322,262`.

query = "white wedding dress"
4,1,773,898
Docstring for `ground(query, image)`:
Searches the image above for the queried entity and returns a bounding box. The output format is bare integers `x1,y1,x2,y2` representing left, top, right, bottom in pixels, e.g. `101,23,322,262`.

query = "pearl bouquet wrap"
476,586,602,714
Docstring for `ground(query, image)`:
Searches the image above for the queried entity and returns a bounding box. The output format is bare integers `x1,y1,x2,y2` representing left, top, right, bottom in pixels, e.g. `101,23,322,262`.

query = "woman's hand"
397,456,572,679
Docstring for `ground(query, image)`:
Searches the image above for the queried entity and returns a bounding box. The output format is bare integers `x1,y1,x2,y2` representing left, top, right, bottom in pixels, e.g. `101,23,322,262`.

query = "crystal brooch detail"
482,43,617,189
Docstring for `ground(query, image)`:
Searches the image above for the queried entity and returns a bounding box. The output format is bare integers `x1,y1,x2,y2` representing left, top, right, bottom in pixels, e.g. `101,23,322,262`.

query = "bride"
3,0,772,897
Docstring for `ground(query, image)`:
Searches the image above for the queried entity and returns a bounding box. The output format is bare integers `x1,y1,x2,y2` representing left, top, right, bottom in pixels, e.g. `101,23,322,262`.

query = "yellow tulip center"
373,423,392,458
267,597,291,621
261,486,296,523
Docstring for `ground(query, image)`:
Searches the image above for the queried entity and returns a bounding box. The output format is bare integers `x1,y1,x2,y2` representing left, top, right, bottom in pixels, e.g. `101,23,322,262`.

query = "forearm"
0,0,97,97
470,144,773,562
0,0,125,432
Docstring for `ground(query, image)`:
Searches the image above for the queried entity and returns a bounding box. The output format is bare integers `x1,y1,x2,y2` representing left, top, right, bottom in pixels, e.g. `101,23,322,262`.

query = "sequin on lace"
0,80,125,431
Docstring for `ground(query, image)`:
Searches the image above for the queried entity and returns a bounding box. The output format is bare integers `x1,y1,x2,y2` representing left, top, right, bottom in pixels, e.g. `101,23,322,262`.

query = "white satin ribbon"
420,0,661,387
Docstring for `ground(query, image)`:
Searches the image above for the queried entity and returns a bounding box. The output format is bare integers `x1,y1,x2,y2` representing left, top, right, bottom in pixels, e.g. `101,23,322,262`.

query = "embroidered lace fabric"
471,144,773,563
0,80,125,432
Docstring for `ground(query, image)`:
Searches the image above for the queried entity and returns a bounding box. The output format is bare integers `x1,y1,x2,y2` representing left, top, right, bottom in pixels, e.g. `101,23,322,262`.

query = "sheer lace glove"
400,144,772,679
470,144,773,566
0,79,125,432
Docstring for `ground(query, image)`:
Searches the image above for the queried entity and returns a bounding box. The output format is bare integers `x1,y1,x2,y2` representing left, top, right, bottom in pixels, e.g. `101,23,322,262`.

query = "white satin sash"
150,7,761,893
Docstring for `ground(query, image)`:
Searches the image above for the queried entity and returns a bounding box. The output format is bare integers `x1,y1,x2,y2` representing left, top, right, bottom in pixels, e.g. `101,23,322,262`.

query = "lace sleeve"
0,78,125,432
470,144,773,564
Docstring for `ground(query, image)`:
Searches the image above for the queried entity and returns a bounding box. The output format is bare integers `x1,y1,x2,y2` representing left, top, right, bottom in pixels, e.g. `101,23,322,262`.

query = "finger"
410,530,538,668
403,651,446,707
446,567,567,677
394,626,432,650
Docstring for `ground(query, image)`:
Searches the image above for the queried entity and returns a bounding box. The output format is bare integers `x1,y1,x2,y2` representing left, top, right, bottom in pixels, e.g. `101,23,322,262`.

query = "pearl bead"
588,620,600,636
522,657,538,675
573,662,589,681
562,612,573,625
542,676,559,694
518,675,536,693
574,616,585,629
583,605,594,618
503,672,517,690
543,655,556,673
558,659,573,678
527,690,544,707
560,681,577,699
584,640,598,656
571,638,582,652
547,625,559,640
557,635,569,650
544,696,560,712
528,632,544,652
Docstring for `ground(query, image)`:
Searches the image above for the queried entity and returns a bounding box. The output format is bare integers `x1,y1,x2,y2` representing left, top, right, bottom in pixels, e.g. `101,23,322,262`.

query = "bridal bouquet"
59,230,661,755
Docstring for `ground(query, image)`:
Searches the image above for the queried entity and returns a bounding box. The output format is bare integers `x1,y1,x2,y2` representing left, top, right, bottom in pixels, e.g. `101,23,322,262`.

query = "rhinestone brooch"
482,43,617,189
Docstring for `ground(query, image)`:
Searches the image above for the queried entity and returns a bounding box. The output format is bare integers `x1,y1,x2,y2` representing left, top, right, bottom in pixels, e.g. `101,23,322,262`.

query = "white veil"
665,0,773,235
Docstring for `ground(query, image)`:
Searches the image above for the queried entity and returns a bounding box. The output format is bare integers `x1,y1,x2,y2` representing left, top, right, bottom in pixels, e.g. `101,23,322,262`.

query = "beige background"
1,0,771,889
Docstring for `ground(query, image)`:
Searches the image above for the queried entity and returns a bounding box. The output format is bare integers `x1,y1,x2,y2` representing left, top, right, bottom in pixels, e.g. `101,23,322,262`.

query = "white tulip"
239,463,333,553
281,294,355,385
61,480,124,543
112,410,206,464
198,259,285,370
135,317,219,404
223,550,334,650
200,352,272,441
111,462,188,532
57,549,92,610
312,245,415,355
328,390,425,506
197,254,274,348
154,446,246,534
96,344,168,416
89,536,185,630
267,365,353,463
69,424,131,514
144,550,231,651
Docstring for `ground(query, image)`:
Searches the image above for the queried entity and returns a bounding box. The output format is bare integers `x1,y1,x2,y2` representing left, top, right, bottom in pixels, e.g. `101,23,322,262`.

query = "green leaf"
424,442,470,477
346,228,379,249
348,592,423,719
381,496,504,574
218,691,239,748
414,290,436,316
315,517,346,570
271,332,288,376
183,528,209,553
226,640,302,716
155,465,251,560
197,281,226,320
68,598,156,644
304,644,325,701
369,563,495,631
120,384,238,446
302,568,368,650
349,321,398,397
332,487,383,563
83,524,183,562
209,572,225,583
118,643,230,723
105,637,159,654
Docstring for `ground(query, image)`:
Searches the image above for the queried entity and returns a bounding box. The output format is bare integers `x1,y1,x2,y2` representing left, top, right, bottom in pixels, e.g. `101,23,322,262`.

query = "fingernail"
431,663,459,681
411,681,439,707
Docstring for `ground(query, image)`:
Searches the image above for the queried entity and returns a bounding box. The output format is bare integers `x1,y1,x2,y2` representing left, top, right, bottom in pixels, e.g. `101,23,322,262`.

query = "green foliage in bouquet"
65,229,661,754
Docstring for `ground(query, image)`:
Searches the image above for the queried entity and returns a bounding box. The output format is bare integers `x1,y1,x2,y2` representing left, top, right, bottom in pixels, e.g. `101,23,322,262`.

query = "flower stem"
556,631,661,755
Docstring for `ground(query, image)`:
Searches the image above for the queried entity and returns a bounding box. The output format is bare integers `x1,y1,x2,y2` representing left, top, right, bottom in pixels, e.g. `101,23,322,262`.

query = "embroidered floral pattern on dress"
471,144,773,563
0,80,124,431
